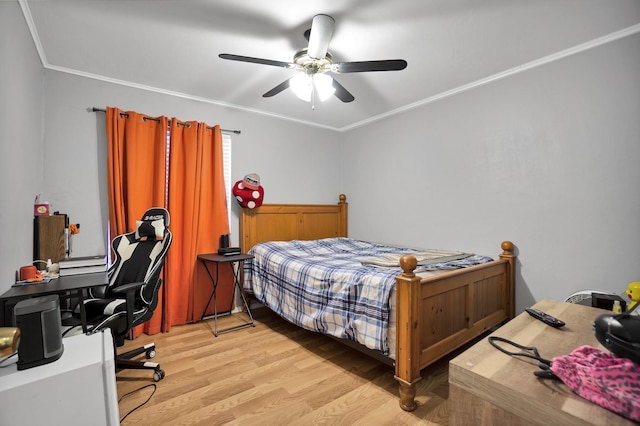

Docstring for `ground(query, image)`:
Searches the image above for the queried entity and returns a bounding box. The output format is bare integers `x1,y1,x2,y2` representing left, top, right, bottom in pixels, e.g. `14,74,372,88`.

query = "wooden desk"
0,272,109,332
449,299,635,426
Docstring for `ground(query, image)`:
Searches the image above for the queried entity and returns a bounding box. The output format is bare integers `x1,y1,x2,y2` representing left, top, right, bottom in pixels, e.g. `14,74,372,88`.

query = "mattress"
243,237,492,357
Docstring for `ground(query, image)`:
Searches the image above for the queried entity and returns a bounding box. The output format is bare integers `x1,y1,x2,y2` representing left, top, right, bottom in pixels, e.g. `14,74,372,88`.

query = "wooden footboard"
394,241,516,411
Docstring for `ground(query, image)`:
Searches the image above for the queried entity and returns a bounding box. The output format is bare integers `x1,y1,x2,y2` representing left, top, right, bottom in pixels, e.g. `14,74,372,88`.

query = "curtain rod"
89,107,241,135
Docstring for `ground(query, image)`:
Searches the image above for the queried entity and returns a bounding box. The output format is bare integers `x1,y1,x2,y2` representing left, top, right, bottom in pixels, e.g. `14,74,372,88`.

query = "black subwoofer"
14,295,63,370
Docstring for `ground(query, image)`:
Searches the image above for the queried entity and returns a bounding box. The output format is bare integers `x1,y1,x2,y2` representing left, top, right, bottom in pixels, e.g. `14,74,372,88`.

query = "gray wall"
2,2,639,316
342,33,640,313
0,2,45,287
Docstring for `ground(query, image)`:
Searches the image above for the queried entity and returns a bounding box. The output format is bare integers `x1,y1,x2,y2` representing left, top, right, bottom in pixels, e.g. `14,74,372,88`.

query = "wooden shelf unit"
33,215,66,264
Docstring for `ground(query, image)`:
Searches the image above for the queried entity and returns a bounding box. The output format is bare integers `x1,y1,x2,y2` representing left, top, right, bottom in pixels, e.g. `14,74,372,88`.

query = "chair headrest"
134,208,170,241
141,208,170,227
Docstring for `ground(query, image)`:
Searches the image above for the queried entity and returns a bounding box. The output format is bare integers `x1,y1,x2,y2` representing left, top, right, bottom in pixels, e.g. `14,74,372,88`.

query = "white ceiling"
21,0,640,131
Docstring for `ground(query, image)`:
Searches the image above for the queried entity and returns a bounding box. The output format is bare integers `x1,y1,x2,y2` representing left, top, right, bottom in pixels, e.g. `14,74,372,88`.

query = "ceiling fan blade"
334,59,408,73
332,79,355,103
219,53,291,68
262,78,292,98
307,14,334,60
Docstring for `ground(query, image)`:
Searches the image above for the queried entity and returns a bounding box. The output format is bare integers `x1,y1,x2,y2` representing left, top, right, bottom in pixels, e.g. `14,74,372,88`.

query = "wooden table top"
449,299,635,426
197,253,254,263
1,272,109,299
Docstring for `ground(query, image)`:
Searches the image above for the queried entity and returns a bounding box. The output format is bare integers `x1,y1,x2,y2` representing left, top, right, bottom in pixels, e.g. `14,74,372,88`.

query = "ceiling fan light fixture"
290,73,335,103
313,73,335,101
290,73,313,102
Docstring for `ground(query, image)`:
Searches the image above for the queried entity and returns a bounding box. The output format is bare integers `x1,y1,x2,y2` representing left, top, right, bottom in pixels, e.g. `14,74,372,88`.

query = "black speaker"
594,313,640,364
14,295,64,370
220,234,230,248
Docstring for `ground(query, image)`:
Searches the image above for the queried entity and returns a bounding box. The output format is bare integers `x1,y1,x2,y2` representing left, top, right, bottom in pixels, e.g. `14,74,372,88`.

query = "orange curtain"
165,121,231,329
107,107,232,335
106,107,168,334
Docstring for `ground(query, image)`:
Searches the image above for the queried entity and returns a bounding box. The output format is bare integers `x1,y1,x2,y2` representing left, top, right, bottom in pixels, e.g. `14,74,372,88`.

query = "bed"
240,194,516,411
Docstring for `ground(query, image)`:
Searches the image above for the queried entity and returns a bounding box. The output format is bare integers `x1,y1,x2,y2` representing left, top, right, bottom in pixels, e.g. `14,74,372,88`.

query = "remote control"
525,308,565,328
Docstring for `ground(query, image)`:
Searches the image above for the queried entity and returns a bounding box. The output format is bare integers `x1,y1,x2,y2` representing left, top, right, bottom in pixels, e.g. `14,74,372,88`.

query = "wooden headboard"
240,194,348,252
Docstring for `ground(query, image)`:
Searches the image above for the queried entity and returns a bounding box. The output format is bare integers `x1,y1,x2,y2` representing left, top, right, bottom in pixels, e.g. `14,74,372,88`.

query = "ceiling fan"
219,14,407,105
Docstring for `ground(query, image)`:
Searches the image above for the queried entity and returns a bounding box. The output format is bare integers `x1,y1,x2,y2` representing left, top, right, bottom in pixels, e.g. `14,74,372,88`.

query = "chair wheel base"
153,369,165,382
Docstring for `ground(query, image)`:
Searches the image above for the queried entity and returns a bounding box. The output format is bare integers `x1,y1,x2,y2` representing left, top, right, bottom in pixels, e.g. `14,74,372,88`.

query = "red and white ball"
232,180,264,209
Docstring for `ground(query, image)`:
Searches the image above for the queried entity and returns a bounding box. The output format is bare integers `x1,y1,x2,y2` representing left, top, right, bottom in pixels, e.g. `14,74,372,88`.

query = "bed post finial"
501,240,514,254
399,255,417,276
337,194,348,237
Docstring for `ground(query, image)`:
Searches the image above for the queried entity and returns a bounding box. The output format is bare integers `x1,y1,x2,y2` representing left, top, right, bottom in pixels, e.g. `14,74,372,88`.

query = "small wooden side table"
197,252,255,336
449,299,635,425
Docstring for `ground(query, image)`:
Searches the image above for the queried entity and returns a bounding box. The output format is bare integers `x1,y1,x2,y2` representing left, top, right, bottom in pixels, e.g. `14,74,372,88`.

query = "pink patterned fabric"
551,345,640,421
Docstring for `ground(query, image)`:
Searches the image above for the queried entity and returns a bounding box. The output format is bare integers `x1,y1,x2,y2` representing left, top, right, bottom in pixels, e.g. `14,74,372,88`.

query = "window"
222,133,232,228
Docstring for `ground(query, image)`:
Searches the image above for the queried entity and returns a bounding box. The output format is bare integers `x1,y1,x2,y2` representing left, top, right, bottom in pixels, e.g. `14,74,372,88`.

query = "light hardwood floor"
116,308,452,425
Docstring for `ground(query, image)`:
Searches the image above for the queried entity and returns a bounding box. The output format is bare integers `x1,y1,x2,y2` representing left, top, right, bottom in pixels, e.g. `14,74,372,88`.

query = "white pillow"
135,218,165,241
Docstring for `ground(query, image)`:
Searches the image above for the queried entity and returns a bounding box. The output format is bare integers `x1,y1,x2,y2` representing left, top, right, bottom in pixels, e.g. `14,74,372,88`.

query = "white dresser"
0,329,119,426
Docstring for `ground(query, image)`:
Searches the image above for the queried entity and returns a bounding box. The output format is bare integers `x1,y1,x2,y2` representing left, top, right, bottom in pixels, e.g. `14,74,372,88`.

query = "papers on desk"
59,255,107,276
59,255,106,268
13,276,56,287
59,264,107,276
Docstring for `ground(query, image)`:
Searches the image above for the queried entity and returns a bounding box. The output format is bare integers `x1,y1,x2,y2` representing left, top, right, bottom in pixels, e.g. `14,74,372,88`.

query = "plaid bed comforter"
243,237,492,355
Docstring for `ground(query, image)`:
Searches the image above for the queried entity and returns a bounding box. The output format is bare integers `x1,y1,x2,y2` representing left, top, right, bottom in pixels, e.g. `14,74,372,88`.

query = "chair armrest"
90,284,108,298
112,281,145,295
112,281,144,333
